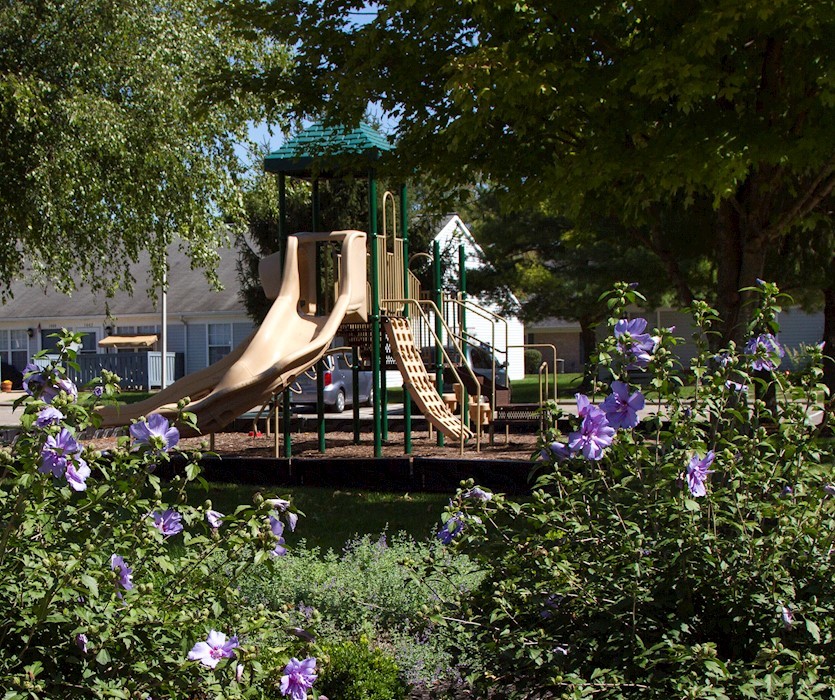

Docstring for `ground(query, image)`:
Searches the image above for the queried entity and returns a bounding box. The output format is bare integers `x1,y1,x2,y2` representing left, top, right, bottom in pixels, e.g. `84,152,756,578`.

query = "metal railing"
386,297,486,452
33,352,182,391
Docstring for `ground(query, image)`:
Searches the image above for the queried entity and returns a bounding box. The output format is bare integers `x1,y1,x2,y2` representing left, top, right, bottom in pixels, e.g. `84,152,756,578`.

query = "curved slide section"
99,230,367,435
384,317,473,442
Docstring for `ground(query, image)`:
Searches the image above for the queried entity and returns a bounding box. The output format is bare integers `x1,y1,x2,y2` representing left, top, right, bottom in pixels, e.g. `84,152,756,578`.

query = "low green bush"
524,347,543,374
318,639,407,700
237,532,483,686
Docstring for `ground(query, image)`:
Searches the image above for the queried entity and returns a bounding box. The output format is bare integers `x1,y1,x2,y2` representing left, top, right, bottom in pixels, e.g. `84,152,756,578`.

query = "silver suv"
289,351,373,413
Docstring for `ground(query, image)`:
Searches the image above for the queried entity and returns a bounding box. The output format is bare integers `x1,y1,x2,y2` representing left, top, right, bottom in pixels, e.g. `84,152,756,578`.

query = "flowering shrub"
433,283,834,698
0,332,318,698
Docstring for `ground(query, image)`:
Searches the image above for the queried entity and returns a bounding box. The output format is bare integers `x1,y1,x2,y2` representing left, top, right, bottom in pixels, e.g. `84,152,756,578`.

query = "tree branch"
768,153,835,237
628,225,694,307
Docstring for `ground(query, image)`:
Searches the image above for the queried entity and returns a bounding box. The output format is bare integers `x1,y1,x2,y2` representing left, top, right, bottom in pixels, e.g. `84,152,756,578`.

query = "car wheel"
332,390,346,414
363,385,374,407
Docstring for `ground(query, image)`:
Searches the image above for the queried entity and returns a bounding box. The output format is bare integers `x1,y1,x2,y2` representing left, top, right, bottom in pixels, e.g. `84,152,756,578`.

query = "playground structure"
99,122,556,456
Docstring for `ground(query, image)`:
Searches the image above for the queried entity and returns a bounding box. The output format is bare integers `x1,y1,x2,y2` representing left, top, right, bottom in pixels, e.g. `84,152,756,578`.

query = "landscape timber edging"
184,455,534,495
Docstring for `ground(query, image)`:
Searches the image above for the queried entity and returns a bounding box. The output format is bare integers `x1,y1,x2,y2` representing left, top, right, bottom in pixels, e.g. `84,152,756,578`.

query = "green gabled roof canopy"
264,122,393,177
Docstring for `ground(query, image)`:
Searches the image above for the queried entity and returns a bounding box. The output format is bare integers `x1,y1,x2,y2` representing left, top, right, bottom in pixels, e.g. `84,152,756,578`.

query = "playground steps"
384,317,474,442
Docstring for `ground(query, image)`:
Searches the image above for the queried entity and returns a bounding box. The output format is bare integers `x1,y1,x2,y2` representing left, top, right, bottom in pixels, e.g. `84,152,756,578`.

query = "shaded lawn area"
198,483,449,554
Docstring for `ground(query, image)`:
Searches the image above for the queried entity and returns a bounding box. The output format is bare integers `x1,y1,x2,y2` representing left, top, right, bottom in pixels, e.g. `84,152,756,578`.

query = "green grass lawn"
199,482,448,554
509,372,587,402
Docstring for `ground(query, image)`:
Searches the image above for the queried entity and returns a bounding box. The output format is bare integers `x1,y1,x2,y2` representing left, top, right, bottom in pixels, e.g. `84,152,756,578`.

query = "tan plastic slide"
99,230,368,435
384,317,473,442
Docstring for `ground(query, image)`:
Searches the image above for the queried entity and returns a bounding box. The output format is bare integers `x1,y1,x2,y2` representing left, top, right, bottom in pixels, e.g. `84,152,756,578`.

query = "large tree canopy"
464,188,714,350
242,0,834,344
0,0,289,299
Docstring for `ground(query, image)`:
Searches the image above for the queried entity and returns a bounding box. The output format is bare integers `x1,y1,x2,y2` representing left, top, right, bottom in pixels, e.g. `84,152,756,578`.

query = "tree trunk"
714,199,770,349
578,320,598,393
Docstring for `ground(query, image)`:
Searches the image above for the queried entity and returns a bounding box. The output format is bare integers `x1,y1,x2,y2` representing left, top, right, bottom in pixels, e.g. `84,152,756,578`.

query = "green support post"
433,240,444,446
400,184,412,454
352,346,360,444
279,172,292,458
369,172,382,457
312,180,326,453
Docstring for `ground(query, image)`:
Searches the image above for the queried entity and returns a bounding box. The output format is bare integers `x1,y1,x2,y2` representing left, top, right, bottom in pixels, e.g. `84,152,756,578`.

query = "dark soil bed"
177,428,540,462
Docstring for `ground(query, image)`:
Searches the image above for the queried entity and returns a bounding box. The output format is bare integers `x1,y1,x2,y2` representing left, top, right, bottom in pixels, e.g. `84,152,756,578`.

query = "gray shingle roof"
0,242,245,322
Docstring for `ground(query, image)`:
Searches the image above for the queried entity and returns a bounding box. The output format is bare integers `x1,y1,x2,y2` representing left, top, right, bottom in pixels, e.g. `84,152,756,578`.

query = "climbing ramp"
384,317,473,442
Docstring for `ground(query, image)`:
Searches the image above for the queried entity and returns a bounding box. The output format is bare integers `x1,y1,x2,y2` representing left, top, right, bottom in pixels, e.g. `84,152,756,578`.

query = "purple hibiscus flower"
187,630,239,669
40,428,81,478
568,407,615,461
35,406,64,428
685,451,715,498
267,497,298,531
464,486,492,501
601,381,645,429
280,657,318,700
284,510,298,532
110,554,133,592
540,441,572,461
130,414,180,453
745,333,785,372
269,515,287,557
151,509,183,536
614,318,655,368
22,364,46,396
206,509,224,529
76,633,88,654
781,605,794,631
23,363,78,403
725,380,748,393
40,428,88,489
437,513,465,544
576,393,594,418
40,377,78,404
65,457,91,492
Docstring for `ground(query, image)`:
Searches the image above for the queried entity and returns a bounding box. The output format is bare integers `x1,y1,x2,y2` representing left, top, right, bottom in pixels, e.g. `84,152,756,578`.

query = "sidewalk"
0,388,822,430
0,390,25,427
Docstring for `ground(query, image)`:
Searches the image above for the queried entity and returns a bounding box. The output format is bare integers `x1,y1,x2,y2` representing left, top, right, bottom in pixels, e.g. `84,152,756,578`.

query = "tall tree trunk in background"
714,178,773,349
578,320,598,393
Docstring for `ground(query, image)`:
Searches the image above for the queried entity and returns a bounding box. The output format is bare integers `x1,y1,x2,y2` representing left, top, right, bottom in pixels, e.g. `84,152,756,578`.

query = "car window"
470,347,492,368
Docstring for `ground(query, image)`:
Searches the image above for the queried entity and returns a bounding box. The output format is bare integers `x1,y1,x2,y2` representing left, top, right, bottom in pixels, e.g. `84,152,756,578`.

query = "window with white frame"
0,329,30,370
207,323,232,365
40,328,97,354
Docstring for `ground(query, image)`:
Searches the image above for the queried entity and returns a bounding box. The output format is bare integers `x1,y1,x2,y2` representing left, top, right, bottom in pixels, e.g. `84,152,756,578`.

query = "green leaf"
80,574,99,599
805,618,821,642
